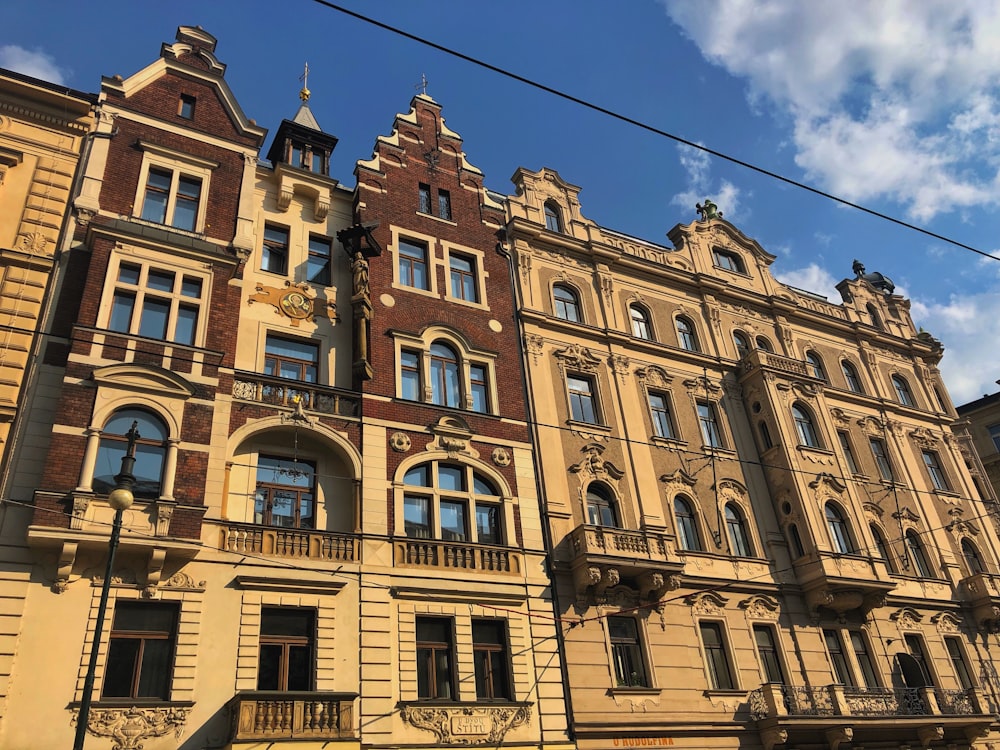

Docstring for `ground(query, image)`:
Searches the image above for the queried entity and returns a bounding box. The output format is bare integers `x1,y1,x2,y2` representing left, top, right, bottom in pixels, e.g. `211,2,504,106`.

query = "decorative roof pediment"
91,364,194,399
668,215,777,268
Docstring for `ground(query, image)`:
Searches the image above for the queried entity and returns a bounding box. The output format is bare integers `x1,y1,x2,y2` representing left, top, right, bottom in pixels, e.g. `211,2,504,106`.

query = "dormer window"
544,202,563,232
712,248,745,274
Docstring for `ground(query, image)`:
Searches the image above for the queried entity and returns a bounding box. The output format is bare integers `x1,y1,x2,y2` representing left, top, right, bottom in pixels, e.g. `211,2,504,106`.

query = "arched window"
586,484,619,528
725,503,752,557
962,538,986,575
553,284,581,322
430,343,461,408
866,303,882,330
792,404,820,448
629,304,653,339
402,461,503,543
733,331,750,358
755,336,773,352
676,317,698,351
825,503,853,554
870,524,894,571
94,408,168,499
256,455,316,529
674,496,701,551
905,531,933,577
892,375,914,406
841,361,864,394
806,351,826,380
544,201,563,232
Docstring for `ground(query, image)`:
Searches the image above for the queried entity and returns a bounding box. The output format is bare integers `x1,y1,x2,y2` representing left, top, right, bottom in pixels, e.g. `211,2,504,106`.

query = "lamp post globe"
107,486,134,512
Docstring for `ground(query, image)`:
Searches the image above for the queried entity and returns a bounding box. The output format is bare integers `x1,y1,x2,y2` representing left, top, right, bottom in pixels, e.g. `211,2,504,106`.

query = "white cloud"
0,45,67,84
670,143,744,219
774,262,841,301
910,289,1000,404
661,1,1000,220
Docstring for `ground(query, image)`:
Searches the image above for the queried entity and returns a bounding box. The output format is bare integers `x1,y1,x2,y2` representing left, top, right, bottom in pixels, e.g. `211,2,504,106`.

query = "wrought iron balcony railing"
749,683,982,721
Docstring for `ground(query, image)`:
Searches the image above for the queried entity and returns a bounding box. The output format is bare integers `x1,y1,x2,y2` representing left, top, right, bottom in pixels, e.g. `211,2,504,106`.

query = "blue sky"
4,0,999,404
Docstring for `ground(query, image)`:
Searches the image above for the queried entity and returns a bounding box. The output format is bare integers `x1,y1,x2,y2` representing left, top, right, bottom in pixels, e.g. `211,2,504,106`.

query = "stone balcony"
958,572,1000,630
749,683,992,750
393,538,522,575
232,370,360,418
227,691,355,743
741,349,812,379
219,522,359,562
567,524,684,604
793,550,896,619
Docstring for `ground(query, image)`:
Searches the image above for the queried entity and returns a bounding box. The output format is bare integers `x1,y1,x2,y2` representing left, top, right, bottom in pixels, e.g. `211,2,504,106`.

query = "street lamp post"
72,421,138,750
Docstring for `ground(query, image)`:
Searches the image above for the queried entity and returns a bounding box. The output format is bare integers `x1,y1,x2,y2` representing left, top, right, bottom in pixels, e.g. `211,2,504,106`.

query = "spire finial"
415,73,428,96
299,62,311,102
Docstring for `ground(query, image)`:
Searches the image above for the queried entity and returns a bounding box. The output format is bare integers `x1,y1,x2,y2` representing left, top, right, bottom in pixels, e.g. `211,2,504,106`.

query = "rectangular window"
262,224,290,275
440,498,468,541
824,629,856,686
697,402,724,448
922,450,950,491
107,262,205,345
311,150,325,174
404,495,432,539
476,504,501,545
568,374,599,424
258,607,314,691
102,602,178,700
753,625,785,684
945,637,973,690
417,617,455,700
307,235,332,285
449,254,478,302
401,350,422,401
264,335,319,383
473,620,512,700
609,616,649,687
470,364,488,413
419,183,432,214
850,631,880,688
438,189,452,220
869,438,894,482
255,455,316,529
700,622,734,689
904,634,935,686
140,167,202,232
399,238,430,290
648,392,675,439
989,424,1000,453
838,431,860,474
178,94,196,119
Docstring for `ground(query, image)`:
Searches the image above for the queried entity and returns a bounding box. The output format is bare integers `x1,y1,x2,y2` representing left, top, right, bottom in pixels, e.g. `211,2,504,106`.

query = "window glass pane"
103,638,140,698
109,292,135,332
438,466,464,491
141,169,171,224
180,276,202,298
476,505,501,544
286,644,312,690
404,495,430,538
257,643,282,690
147,270,175,292
440,499,466,541
824,630,855,686
174,304,198,346
473,474,495,496
308,236,332,284
138,298,169,339
404,466,429,487
136,638,173,698
470,365,488,412
118,263,141,285
173,176,201,231
438,190,452,220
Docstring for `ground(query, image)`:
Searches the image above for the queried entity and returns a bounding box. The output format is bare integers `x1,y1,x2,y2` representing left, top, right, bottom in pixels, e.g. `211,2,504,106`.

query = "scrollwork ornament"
72,705,191,750
390,432,412,453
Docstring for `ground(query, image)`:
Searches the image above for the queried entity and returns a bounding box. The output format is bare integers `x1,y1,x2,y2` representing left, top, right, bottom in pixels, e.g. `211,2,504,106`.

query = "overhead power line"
310,0,1000,264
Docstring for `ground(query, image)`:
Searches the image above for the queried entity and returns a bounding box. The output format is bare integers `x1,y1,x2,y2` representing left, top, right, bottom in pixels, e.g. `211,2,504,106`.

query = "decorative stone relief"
809,473,848,502
659,468,698,500
610,354,631,380
390,432,412,452
889,607,924,630
553,343,602,374
425,416,480,460
72,704,191,750
829,407,851,427
931,611,963,634
400,703,531,744
635,365,672,388
909,427,940,448
857,415,885,437
248,281,337,327
686,591,728,616
738,594,780,620
524,334,545,365
491,447,510,467
683,375,722,396
892,507,921,531
862,502,885,521
160,571,205,590
946,508,979,537
570,443,624,482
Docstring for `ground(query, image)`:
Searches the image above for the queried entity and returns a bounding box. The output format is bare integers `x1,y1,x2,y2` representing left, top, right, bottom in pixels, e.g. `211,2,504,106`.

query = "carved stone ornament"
636,365,672,389
72,704,191,750
570,443,624,481
829,407,851,427
160,571,205,590
683,375,722,396
946,507,979,538
809,473,848,500
738,594,780,621
610,354,630,380
889,607,924,630
524,334,544,365
892,507,921,531
390,432,412,453
685,591,728,616
425,416,480,459
491,447,510,467
248,281,337,327
400,703,531,744
857,415,886,437
553,343,602,374
931,611,963,634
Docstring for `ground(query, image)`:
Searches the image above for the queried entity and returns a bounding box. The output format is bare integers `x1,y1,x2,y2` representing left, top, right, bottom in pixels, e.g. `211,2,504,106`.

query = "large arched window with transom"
553,284,581,322
725,503,753,557
402,461,504,544
430,343,461,408
94,408,168,499
792,403,821,448
825,503,853,554
629,304,653,340
674,496,701,551
586,484,619,528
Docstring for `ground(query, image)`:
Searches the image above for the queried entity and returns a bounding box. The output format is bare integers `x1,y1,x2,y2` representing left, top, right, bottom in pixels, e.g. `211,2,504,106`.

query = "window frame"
255,454,317,530
825,502,854,554
307,234,333,286
753,624,786,684
699,621,736,690
629,304,653,340
921,450,950,491
892,374,915,407
472,619,512,700
903,633,935,686
132,144,215,234
416,616,456,700
94,408,169,500
945,636,974,690
869,437,894,482
870,523,895,571
962,538,987,576
264,334,320,384
647,390,676,440
725,503,753,557
418,183,433,215
674,496,702,552
905,530,934,578
849,630,881,688
257,607,316,691
394,334,497,414
841,360,865,394
805,351,826,380
823,629,857,686
261,223,290,276
177,94,196,119
989,424,1000,453
608,616,650,688
448,253,479,303
697,401,725,449
398,237,431,291
102,601,179,700
792,403,821,448
544,201,563,232
712,247,746,274
399,460,506,545
567,373,601,425
586,483,619,528
553,284,582,322
437,188,452,221
675,316,699,352
733,331,751,358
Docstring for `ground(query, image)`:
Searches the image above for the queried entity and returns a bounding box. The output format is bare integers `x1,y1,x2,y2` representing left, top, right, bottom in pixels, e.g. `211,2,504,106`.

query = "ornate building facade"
957,387,1000,503
504,171,1000,750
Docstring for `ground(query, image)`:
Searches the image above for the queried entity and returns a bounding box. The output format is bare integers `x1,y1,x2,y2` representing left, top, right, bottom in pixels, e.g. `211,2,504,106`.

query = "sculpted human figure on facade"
696,198,721,221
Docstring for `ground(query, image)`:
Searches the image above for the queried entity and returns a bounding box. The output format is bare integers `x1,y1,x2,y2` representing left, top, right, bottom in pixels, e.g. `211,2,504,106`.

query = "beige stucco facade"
957,388,1000,503
505,168,1000,750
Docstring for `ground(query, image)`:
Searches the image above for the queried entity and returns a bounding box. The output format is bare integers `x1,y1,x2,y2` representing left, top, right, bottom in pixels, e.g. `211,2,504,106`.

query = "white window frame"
133,141,216,233
442,241,489,309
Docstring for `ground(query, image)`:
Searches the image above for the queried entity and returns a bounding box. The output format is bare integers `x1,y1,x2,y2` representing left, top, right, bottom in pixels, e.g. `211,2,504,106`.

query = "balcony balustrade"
221,522,358,562
227,691,355,743
960,572,1000,630
740,349,810,378
567,524,683,603
232,370,360,418
394,538,522,575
